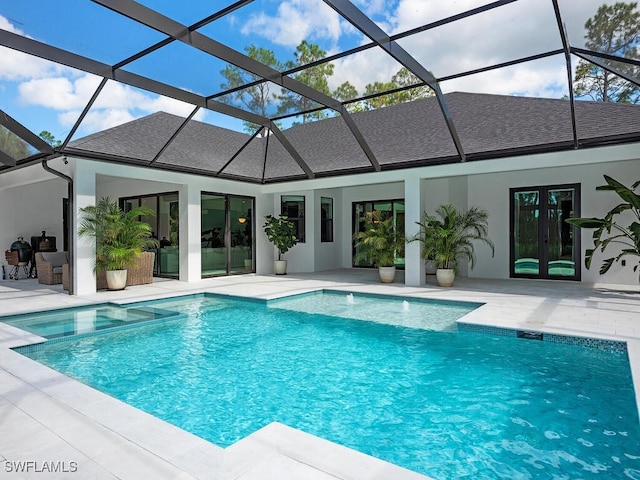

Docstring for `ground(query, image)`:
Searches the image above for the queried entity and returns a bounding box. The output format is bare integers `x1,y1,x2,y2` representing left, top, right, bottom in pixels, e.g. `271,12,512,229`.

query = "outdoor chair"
35,251,68,285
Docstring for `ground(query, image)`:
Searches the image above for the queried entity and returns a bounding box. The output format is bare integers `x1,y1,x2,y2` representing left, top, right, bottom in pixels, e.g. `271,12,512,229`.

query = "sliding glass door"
122,192,179,279
510,184,580,280
201,193,254,277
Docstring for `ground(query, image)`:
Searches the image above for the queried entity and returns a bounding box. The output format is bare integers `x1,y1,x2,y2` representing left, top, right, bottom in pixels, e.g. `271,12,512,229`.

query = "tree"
351,67,434,112
391,67,433,103
39,131,62,147
0,125,31,159
574,2,640,103
278,41,334,124
220,45,285,134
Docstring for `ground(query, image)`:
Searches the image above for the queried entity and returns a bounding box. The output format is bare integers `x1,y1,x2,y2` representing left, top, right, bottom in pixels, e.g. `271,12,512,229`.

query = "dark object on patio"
10,237,32,263
4,249,30,280
30,233,56,278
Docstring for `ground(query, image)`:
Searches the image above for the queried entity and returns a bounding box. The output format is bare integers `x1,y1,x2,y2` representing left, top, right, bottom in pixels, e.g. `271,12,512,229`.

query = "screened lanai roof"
1,0,639,183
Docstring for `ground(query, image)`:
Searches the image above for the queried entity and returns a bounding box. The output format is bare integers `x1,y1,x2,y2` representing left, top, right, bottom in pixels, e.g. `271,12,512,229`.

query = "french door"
510,184,580,280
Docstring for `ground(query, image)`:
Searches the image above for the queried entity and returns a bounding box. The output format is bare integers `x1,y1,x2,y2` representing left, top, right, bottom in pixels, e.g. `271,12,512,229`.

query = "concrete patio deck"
0,270,639,479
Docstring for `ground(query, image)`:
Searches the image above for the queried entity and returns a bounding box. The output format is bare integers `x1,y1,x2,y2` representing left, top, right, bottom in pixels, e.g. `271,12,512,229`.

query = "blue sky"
0,0,604,144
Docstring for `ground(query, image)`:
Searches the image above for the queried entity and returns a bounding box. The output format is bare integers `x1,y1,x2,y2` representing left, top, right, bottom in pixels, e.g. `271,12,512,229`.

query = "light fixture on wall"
238,200,247,224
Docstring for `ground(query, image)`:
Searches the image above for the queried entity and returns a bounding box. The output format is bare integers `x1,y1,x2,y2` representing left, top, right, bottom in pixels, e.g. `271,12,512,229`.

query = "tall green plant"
263,214,298,260
78,197,159,272
353,211,404,267
412,204,494,270
566,175,640,279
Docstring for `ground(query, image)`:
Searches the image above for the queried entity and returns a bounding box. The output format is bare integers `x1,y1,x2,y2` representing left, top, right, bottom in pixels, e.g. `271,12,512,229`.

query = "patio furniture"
4,250,30,280
96,251,155,289
62,263,69,291
35,251,68,285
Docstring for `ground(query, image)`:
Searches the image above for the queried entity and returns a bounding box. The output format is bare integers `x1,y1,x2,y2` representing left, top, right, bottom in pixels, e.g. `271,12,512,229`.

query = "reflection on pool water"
12,292,640,479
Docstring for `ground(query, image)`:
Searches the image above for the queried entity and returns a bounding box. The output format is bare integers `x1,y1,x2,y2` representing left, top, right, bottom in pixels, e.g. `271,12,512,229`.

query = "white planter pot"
274,260,288,275
378,266,396,283
106,270,128,290
436,268,455,287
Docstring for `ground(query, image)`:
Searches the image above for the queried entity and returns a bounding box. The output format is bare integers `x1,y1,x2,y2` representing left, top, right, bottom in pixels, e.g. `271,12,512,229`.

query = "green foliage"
0,125,31,159
220,44,285,134
279,41,334,124
219,41,437,125
78,197,159,272
353,211,404,267
566,175,640,279
263,214,298,260
411,204,494,270
39,130,62,147
573,2,640,103
333,81,359,103
345,67,434,112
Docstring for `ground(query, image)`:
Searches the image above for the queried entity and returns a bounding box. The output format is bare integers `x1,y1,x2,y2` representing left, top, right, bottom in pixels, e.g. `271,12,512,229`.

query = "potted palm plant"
263,214,298,274
78,197,159,290
566,175,640,282
353,210,405,283
412,204,494,287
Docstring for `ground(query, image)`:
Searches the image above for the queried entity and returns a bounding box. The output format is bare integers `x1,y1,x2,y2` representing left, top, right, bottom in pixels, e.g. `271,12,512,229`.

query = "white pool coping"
1,271,639,479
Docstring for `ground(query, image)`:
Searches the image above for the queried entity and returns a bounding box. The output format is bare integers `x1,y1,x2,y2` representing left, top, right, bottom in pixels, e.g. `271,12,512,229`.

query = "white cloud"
241,0,342,47
0,16,71,82
330,0,604,99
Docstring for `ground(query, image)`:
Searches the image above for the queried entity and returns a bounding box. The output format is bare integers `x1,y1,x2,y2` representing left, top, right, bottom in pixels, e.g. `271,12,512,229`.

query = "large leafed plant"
566,175,640,280
263,214,298,260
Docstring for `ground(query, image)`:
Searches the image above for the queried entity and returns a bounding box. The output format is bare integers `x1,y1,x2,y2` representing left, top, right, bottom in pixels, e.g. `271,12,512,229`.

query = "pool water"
16,293,640,479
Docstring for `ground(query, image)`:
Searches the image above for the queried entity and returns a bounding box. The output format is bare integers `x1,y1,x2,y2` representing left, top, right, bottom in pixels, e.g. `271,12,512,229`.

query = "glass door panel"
158,193,179,278
201,194,227,276
121,192,179,279
229,196,253,274
547,189,576,277
513,190,540,275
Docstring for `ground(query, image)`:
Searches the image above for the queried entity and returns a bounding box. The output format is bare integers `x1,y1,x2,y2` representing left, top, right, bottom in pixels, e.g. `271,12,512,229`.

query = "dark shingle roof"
68,92,640,183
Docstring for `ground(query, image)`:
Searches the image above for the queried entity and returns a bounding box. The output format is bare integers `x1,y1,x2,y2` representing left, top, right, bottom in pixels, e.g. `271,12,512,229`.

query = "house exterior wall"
467,158,640,285
1,143,638,291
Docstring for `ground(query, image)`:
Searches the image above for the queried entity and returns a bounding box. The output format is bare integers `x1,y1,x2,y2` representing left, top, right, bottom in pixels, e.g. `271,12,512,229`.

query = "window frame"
281,195,305,243
320,197,334,243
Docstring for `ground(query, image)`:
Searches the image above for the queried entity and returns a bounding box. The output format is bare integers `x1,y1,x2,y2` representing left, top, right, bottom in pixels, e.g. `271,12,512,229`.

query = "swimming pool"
0,303,179,338
13,292,640,479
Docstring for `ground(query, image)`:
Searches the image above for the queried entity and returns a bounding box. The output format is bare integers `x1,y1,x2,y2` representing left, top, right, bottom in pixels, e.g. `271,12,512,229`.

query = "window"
281,195,305,243
352,199,405,268
320,197,333,242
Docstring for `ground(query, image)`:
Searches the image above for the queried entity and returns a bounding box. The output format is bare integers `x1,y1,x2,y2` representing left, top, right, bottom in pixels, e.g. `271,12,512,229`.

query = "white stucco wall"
467,158,640,285
0,177,67,257
1,142,638,290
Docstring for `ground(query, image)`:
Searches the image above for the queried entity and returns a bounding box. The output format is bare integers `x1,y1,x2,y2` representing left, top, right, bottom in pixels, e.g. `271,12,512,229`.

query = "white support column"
73,164,97,295
179,184,202,282
404,176,425,287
